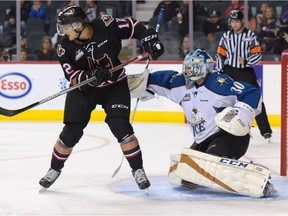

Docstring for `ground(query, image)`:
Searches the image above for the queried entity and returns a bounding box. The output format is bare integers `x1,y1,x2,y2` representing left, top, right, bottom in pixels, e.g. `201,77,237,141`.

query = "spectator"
3,13,27,46
179,35,190,59
8,36,32,58
225,0,244,17
177,0,209,41
248,8,257,32
0,50,11,62
0,27,13,49
29,0,50,34
34,36,57,61
153,0,180,31
177,0,190,40
272,10,288,59
203,10,228,58
256,2,271,25
119,39,142,61
20,49,29,61
5,0,32,35
84,0,99,21
120,1,132,17
203,10,228,39
257,6,281,52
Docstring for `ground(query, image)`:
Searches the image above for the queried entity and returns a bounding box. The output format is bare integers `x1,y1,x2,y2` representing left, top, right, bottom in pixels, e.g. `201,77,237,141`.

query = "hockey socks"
123,145,143,171
51,147,71,171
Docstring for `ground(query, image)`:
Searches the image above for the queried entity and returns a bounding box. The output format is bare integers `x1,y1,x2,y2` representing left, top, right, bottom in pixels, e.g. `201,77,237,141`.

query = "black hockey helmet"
56,5,87,36
228,10,244,24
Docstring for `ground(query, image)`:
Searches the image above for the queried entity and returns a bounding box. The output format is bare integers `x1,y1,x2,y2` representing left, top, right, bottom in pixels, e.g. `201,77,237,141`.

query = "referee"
215,9,272,140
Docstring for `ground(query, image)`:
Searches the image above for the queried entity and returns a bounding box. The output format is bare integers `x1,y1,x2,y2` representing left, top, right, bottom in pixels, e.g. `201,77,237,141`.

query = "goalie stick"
111,7,165,179
0,52,149,117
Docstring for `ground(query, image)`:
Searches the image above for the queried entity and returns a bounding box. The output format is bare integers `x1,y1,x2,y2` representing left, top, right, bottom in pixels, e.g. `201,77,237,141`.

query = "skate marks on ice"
111,176,288,201
0,123,110,162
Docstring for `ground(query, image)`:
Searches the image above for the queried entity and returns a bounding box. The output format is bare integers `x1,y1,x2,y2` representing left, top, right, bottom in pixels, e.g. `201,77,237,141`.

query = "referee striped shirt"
216,28,262,70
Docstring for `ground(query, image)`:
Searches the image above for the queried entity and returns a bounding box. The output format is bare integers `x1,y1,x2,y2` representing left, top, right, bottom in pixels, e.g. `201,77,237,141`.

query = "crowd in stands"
0,0,133,61
0,0,288,62
149,0,288,61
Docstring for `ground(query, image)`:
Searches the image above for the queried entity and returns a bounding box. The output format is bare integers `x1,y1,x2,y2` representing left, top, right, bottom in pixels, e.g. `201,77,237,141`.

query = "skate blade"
144,188,149,195
39,187,48,193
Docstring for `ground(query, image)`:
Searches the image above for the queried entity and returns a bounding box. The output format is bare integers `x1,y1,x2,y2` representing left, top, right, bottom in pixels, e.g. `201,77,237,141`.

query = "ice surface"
0,122,287,216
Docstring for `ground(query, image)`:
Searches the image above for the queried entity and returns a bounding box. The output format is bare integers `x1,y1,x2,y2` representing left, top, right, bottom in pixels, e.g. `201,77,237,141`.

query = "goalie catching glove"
86,68,111,86
127,69,155,101
215,102,255,136
140,29,164,60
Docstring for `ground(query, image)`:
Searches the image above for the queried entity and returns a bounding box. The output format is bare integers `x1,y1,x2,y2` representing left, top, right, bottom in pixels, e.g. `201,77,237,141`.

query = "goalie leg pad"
169,154,198,189
168,148,272,198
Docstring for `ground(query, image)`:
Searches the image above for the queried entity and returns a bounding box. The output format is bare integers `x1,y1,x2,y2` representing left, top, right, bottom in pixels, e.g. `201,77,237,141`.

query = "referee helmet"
228,10,244,24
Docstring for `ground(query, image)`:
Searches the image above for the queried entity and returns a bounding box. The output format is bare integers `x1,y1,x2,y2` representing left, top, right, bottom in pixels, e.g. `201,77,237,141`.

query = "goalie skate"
39,168,61,191
132,168,150,192
263,181,277,197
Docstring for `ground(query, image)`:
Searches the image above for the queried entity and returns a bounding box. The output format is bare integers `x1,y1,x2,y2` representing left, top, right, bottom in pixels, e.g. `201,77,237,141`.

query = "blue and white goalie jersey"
147,70,262,143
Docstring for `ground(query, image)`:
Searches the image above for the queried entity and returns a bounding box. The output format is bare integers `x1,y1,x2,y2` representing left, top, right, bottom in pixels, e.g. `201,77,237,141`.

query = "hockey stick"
0,52,149,117
111,7,164,178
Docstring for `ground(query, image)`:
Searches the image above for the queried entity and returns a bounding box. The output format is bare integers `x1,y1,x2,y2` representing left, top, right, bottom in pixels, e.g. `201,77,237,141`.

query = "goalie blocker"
169,148,277,198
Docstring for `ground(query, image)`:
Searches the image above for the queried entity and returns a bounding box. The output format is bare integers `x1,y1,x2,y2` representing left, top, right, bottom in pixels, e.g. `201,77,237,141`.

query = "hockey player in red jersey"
39,5,164,191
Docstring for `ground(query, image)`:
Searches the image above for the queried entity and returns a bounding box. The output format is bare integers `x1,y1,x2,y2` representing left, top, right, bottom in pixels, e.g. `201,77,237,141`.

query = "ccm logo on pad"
0,72,32,99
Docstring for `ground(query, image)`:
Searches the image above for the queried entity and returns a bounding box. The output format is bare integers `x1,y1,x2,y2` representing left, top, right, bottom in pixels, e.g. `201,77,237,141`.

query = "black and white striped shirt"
216,28,262,70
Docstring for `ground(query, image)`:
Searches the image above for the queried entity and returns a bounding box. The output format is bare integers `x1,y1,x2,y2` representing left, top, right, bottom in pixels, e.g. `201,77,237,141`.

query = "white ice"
0,122,288,216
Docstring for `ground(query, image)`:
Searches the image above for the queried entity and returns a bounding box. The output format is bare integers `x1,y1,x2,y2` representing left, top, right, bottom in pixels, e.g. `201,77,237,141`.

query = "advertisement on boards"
0,64,67,110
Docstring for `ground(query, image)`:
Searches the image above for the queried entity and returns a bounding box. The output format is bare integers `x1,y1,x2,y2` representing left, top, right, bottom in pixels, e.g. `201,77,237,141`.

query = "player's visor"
56,22,78,36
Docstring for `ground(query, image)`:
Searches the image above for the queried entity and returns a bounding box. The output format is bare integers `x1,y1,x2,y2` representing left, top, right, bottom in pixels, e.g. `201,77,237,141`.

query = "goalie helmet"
182,49,214,88
228,10,244,24
56,5,87,36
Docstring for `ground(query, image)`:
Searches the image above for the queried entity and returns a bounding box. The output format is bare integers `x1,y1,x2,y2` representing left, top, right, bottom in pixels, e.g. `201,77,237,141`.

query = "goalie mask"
56,5,87,36
182,49,214,88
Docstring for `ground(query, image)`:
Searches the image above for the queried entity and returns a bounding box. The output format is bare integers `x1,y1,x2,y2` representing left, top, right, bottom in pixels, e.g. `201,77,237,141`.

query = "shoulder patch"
101,15,114,26
215,76,228,87
75,49,84,61
57,44,65,57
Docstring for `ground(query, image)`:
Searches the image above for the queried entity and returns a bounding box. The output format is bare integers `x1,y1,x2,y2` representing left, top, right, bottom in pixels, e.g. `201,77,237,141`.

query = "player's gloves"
86,68,111,86
140,29,164,60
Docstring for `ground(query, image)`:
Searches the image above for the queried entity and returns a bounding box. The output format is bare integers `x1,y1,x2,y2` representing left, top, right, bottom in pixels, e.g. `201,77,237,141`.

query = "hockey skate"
263,181,277,197
132,168,151,191
39,168,61,191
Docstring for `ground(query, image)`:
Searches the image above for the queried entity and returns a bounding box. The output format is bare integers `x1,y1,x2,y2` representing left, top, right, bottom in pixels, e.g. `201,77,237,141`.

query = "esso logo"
0,72,32,99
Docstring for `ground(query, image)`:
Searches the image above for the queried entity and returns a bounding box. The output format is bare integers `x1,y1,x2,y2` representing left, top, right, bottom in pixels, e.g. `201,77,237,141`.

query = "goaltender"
130,49,277,198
